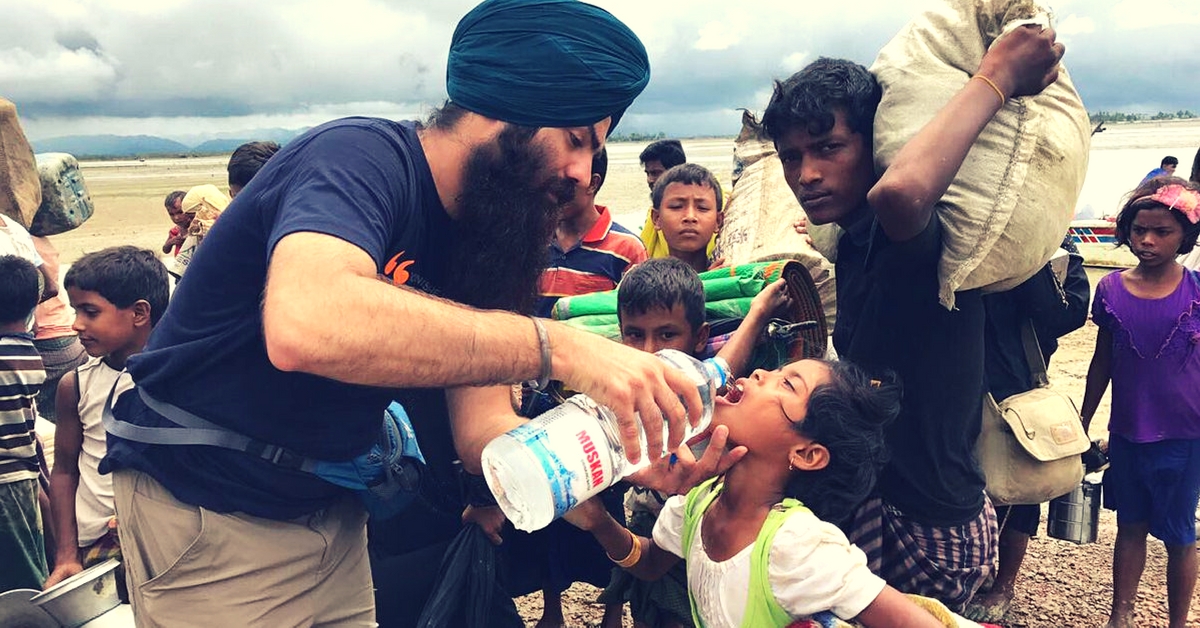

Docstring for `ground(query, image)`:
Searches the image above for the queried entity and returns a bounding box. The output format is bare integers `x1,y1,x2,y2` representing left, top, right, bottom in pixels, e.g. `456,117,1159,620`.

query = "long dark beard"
442,126,576,314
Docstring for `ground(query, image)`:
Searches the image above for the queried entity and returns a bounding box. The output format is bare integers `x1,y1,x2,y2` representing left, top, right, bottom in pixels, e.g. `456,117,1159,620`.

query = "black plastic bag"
415,524,522,628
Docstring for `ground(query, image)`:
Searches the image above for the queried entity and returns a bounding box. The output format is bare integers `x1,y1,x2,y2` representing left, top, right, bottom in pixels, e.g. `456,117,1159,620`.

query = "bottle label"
506,399,617,518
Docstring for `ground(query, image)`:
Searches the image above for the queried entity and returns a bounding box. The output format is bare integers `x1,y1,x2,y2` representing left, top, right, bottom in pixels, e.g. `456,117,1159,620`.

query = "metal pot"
30,559,121,628
1047,473,1102,544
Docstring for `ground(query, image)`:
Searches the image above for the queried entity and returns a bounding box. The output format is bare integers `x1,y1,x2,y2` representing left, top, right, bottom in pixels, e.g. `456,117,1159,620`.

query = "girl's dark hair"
1190,147,1199,185
1114,176,1200,255
785,360,900,525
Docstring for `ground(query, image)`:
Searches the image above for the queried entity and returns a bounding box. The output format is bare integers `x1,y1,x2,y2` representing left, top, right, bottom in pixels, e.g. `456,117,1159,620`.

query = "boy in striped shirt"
536,147,648,318
0,254,49,590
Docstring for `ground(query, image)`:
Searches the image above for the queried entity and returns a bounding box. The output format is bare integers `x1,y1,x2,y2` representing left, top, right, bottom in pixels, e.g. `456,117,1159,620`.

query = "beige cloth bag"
716,110,838,330
0,98,42,228
976,322,1089,505
871,0,1091,309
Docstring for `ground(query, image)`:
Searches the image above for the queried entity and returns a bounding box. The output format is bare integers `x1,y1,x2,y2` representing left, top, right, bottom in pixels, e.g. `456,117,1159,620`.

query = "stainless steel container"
1048,475,1102,544
31,559,121,627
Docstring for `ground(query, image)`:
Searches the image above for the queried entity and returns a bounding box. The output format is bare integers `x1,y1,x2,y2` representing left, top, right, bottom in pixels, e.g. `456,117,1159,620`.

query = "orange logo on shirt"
384,251,416,286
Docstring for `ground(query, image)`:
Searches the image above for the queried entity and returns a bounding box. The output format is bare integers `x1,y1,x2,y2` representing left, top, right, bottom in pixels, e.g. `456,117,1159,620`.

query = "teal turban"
447,0,650,134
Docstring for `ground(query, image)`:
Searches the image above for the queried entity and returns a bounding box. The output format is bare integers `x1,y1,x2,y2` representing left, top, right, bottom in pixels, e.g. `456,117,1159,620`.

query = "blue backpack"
102,375,425,520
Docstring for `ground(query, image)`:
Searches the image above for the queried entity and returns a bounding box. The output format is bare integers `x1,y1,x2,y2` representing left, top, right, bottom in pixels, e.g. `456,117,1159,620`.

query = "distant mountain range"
30,128,306,159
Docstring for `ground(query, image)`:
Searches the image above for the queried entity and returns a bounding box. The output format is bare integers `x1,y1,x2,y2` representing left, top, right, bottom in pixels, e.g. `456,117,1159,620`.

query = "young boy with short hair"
600,256,789,628
0,254,49,591
536,148,647,318
650,164,725,273
43,246,169,588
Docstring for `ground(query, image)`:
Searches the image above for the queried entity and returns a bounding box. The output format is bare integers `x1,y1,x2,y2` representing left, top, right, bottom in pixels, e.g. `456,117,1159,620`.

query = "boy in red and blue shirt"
536,148,647,318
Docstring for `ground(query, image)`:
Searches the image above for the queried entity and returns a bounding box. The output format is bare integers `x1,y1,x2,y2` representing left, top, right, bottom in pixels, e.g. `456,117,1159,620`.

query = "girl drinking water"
1080,177,1200,628
567,359,957,628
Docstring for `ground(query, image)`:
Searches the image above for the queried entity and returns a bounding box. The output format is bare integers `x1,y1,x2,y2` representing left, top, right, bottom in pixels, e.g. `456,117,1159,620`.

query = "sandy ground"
51,156,1194,627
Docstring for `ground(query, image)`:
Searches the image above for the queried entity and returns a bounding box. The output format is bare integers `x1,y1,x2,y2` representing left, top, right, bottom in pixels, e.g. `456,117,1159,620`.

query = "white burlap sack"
871,0,1090,309
715,110,838,330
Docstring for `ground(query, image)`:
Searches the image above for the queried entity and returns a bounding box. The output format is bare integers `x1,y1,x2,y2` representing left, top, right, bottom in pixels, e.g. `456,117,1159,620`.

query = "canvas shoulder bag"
977,320,1089,505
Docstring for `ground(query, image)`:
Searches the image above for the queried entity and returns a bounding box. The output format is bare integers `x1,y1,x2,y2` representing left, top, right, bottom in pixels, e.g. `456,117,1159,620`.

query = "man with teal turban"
101,1,734,626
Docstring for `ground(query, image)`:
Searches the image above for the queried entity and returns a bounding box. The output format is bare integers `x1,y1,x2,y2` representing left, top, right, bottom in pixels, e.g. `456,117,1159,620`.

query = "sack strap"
101,372,318,473
1020,320,1049,388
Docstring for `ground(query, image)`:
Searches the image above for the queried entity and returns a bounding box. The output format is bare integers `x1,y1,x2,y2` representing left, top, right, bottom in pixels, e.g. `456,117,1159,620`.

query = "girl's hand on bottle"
627,425,748,496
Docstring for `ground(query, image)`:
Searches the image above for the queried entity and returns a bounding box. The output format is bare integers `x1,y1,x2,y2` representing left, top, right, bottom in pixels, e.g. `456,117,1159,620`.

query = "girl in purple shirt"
1081,177,1200,628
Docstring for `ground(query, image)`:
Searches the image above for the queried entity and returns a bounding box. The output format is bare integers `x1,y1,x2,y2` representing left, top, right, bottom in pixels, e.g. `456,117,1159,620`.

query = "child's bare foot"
536,590,565,628
600,608,624,628
963,588,1013,623
1103,610,1136,628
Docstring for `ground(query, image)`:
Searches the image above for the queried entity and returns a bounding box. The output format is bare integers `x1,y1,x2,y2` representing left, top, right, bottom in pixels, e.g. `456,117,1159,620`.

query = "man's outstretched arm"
263,231,703,463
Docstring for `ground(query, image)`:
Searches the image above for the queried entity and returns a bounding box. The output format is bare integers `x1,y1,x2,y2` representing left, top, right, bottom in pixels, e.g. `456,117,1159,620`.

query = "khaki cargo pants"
113,469,375,627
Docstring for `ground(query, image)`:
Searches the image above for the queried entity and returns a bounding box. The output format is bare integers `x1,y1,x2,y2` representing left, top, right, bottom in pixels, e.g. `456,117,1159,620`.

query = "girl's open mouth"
720,381,744,405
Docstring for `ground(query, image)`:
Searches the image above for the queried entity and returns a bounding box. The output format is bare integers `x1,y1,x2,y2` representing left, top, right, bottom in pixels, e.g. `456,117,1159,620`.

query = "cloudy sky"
3,0,1198,144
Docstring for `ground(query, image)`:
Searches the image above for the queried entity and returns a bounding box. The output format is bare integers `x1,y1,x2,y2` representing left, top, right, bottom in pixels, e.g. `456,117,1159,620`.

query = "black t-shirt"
834,215,986,526
104,118,455,519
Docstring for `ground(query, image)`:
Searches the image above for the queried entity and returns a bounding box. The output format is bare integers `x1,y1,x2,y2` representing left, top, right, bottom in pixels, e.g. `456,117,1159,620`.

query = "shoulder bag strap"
1020,319,1050,389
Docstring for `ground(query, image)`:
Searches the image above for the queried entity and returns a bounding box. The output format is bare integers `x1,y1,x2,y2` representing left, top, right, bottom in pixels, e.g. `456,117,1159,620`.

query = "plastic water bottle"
481,349,727,532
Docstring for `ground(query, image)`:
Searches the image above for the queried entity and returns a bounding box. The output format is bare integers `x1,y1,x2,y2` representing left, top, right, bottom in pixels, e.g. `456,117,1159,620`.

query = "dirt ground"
53,156,1194,628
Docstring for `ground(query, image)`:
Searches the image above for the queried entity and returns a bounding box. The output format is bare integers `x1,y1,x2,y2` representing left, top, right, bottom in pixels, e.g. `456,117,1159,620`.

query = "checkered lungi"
844,494,998,613
82,527,122,568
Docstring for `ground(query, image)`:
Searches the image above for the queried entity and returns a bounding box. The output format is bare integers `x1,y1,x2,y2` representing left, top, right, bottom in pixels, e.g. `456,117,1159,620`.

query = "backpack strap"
100,371,318,473
742,497,809,628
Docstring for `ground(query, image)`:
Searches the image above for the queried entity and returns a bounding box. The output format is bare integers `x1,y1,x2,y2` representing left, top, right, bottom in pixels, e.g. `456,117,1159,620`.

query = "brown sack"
0,98,42,228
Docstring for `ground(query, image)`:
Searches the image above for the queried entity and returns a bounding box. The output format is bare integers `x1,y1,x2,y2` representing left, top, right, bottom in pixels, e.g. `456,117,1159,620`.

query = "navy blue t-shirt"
104,118,454,519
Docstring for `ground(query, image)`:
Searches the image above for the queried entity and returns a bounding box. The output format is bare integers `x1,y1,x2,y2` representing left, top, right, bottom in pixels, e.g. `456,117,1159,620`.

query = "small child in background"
1080,177,1200,628
650,164,725,273
572,358,950,628
43,247,170,588
0,255,49,591
161,190,189,256
600,257,791,628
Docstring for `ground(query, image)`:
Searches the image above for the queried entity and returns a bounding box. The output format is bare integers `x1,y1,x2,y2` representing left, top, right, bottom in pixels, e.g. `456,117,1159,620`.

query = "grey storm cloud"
2,0,1198,138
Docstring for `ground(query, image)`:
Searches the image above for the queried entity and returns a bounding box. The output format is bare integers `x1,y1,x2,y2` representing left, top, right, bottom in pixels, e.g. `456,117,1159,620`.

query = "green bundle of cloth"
550,261,794,342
